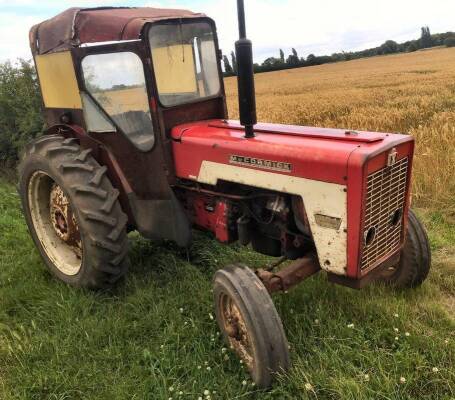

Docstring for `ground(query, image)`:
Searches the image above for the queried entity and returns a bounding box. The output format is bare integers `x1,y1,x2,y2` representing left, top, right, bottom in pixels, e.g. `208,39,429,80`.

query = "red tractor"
20,1,431,387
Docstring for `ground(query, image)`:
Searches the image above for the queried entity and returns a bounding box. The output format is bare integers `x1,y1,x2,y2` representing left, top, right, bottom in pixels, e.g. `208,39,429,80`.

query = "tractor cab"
30,7,228,245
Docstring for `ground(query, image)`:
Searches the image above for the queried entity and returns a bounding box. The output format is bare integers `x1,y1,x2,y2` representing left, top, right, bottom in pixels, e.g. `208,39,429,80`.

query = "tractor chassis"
256,255,320,293
254,250,400,294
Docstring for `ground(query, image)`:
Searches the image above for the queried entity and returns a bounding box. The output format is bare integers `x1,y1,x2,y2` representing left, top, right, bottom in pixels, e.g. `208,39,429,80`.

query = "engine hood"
171,119,412,184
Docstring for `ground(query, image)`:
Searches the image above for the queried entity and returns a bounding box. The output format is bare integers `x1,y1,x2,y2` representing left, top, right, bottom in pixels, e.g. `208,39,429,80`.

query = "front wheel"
382,209,431,289
213,265,290,388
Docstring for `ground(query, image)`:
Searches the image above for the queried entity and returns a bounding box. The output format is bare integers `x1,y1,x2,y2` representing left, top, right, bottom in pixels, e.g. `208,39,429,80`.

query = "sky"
0,0,454,63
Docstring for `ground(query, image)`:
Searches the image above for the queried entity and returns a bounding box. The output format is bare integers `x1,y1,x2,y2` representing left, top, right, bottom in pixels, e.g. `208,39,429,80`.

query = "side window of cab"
81,51,155,151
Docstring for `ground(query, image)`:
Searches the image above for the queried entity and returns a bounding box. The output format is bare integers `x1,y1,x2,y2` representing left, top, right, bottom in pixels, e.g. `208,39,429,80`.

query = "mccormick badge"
229,155,292,173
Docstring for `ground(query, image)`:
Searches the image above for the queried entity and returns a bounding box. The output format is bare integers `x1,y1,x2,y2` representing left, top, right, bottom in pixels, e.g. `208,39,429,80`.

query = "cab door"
72,42,191,246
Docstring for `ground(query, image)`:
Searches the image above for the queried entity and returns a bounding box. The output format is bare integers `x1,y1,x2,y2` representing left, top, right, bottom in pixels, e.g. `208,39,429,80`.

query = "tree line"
224,27,455,76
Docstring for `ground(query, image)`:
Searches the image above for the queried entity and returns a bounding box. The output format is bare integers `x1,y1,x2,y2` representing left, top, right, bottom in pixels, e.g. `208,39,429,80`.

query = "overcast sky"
0,0,454,63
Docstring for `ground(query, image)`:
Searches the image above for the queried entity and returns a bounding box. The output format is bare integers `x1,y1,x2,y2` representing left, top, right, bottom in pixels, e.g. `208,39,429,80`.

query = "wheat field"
225,47,455,216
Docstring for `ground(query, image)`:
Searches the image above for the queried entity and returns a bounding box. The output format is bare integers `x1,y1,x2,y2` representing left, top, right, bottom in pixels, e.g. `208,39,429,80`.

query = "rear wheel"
19,135,129,289
213,265,290,388
382,209,431,288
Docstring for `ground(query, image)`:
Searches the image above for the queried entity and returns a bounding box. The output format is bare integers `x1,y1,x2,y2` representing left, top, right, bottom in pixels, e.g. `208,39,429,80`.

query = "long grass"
1,48,454,399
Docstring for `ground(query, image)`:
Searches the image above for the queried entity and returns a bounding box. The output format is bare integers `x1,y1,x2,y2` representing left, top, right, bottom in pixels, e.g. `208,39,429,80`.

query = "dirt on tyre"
213,264,290,388
18,134,129,289
382,209,431,289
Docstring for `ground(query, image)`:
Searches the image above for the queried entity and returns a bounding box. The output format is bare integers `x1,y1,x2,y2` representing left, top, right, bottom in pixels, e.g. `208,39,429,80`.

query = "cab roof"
29,7,205,56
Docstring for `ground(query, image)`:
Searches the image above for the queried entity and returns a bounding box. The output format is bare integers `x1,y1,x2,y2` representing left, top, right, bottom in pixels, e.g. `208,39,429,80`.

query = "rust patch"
257,255,320,293
50,183,82,259
220,294,254,371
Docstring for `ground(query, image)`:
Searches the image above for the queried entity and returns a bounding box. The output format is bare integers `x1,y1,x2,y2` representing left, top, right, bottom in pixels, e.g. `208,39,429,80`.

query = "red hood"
171,119,412,184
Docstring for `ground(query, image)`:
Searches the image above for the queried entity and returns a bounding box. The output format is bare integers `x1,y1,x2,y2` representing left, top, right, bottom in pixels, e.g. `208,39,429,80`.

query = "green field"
0,191,454,400
1,50,455,399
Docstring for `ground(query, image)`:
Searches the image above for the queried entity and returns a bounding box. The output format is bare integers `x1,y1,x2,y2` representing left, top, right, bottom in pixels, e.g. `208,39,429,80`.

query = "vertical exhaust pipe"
235,0,257,138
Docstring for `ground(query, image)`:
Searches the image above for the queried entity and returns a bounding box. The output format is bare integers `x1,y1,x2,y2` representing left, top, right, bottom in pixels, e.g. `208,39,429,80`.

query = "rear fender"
44,124,192,246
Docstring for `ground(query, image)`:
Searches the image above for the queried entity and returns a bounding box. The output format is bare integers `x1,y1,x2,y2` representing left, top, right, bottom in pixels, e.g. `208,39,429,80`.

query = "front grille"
361,157,409,270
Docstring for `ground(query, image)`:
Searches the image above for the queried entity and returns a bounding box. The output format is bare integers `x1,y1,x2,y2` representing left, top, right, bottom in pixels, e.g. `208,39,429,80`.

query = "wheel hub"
49,183,82,258
222,295,254,371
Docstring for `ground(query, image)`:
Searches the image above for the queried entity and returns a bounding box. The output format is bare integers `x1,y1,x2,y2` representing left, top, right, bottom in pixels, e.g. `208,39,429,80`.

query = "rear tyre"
18,135,129,289
213,265,290,388
382,209,431,289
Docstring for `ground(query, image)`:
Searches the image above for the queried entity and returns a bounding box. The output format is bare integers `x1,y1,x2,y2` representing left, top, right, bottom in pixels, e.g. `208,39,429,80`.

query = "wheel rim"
219,292,255,372
28,171,83,276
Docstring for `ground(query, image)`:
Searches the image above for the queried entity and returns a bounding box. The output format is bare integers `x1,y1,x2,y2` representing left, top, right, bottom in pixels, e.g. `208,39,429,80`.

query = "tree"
444,37,455,47
406,42,419,52
0,60,44,167
231,51,237,74
279,49,285,63
306,54,317,65
223,55,233,73
286,48,300,67
420,26,432,48
380,40,398,54
263,57,282,68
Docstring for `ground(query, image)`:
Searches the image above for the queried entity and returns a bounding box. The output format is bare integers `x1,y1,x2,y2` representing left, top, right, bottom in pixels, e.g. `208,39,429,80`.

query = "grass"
1,48,455,399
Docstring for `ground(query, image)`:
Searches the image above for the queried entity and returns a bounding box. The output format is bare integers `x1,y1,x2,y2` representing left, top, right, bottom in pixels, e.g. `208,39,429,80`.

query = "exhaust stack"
235,0,257,139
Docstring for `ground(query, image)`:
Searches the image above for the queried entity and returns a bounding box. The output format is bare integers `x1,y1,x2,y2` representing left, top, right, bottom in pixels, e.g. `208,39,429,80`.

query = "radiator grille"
361,157,409,270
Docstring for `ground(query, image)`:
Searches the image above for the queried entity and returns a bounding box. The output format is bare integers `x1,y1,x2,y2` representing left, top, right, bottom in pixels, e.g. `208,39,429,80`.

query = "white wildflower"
242,380,247,386
314,319,320,324
209,313,214,320
221,347,227,353
395,336,399,341
405,332,410,337
347,323,354,329
206,366,211,371
203,390,210,396
393,313,399,318
364,374,370,381
178,391,183,396
179,308,184,313
169,387,174,392
304,382,313,391
400,377,406,384
432,367,439,373
197,365,202,370
394,327,399,332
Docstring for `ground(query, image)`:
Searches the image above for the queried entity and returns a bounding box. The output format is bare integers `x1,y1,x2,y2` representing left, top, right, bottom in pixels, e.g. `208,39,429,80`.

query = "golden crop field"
225,47,455,216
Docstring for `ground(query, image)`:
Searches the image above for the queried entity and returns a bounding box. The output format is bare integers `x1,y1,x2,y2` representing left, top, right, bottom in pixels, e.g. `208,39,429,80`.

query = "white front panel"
197,161,348,275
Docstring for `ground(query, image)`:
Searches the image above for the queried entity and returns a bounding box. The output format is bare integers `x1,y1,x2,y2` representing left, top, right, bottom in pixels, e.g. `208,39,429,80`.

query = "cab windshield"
149,21,221,107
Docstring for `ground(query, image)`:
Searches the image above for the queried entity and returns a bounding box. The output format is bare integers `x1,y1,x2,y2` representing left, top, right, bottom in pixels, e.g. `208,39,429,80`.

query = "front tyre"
213,265,290,388
19,135,129,289
382,209,431,289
